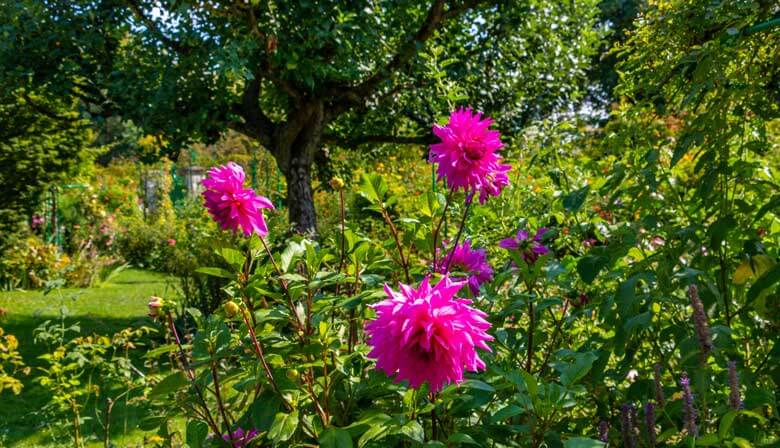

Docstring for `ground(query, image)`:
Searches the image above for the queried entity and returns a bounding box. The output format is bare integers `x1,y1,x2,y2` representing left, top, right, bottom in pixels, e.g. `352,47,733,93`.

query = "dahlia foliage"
201,162,274,236
366,276,493,393
436,240,494,296
429,108,511,203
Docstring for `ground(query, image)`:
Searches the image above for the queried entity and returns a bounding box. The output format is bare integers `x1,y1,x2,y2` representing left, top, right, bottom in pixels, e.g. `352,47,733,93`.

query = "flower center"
462,142,485,161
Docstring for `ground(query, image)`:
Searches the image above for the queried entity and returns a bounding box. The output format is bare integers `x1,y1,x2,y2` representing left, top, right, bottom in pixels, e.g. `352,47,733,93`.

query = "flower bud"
148,296,164,319
223,301,240,318
329,176,345,190
286,369,300,380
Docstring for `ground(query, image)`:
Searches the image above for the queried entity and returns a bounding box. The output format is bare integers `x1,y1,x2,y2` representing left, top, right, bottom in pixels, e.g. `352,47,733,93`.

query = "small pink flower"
202,162,274,236
500,227,550,264
436,240,493,296
366,276,493,393
222,427,259,448
429,108,511,203
167,238,176,247
31,214,44,229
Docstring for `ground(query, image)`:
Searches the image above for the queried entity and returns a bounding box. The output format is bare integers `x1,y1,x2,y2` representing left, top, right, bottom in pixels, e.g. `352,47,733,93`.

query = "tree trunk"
273,100,325,235
286,156,317,234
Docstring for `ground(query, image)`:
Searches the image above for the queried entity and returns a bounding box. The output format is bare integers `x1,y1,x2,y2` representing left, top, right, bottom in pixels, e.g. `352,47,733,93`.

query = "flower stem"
258,236,306,333
432,189,454,268
337,189,346,274
165,312,222,438
380,208,411,283
444,199,472,272
210,361,233,433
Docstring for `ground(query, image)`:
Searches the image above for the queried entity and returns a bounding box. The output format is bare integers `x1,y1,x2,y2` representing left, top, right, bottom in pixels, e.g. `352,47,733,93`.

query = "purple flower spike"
645,402,656,447
728,360,743,410
653,363,665,408
598,420,609,443
680,372,698,437
620,403,637,448
687,284,713,361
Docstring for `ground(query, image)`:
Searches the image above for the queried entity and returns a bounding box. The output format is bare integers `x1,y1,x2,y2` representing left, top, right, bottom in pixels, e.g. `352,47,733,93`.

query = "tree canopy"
1,0,603,232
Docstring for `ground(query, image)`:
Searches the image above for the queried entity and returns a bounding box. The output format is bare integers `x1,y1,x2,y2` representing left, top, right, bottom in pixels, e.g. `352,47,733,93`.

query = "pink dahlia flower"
429,108,511,203
366,276,493,393
499,227,550,264
436,240,494,296
202,162,274,236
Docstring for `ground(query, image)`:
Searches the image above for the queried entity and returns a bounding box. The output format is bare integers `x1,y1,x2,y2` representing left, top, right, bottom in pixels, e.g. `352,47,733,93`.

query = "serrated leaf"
577,255,609,284
562,185,590,213
186,420,208,448
268,410,298,443
400,421,424,443
319,428,353,448
150,372,188,400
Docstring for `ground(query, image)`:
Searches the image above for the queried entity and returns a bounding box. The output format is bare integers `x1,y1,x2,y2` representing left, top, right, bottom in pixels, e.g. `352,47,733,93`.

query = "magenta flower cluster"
365,276,493,393
429,108,510,204
436,240,494,296
222,427,259,448
202,162,274,236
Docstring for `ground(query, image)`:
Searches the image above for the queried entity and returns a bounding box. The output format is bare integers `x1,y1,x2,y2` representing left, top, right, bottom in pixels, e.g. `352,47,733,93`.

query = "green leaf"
491,405,523,423
195,267,234,279
623,312,652,335
732,437,753,448
150,372,188,400
461,379,495,393
562,185,590,213
718,410,738,440
319,428,353,448
708,215,736,249
281,241,304,272
577,255,610,284
220,248,245,268
747,264,780,302
143,343,177,359
358,173,388,205
560,352,598,386
448,433,480,445
563,438,606,448
268,410,299,443
400,421,424,443
695,433,719,446
186,420,208,448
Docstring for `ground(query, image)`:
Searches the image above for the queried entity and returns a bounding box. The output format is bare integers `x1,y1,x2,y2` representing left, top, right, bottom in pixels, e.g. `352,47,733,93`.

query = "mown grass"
0,269,179,447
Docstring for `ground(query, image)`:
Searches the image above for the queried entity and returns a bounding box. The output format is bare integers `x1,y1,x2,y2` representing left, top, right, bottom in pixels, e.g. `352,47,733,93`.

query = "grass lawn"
0,269,180,447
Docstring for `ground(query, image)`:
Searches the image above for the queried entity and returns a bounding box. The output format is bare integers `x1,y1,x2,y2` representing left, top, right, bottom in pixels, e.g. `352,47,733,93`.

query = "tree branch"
328,0,484,115
322,133,433,148
125,0,193,55
331,0,447,105
231,74,274,148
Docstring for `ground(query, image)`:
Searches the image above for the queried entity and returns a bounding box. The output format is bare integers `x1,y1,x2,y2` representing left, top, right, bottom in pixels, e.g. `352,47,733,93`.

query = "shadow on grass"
0,313,166,448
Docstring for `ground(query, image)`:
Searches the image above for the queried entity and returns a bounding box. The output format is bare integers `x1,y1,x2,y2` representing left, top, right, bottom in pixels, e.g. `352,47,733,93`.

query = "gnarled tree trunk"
270,99,325,235
285,155,317,234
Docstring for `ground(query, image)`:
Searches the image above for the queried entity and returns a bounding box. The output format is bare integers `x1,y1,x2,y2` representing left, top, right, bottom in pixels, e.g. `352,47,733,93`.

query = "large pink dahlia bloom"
202,162,274,236
366,276,493,393
429,108,511,203
436,240,494,296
